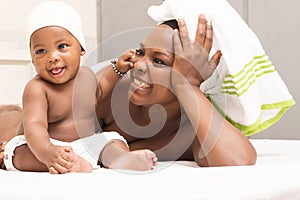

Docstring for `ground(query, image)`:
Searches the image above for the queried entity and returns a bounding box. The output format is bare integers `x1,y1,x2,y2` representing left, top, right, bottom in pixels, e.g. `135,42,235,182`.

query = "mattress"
1,139,300,200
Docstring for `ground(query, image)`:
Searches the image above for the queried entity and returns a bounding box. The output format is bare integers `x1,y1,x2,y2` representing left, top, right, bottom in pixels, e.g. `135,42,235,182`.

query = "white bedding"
1,139,300,200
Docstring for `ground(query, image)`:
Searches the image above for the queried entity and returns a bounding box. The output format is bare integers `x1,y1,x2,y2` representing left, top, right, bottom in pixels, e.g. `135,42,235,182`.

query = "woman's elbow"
235,148,257,166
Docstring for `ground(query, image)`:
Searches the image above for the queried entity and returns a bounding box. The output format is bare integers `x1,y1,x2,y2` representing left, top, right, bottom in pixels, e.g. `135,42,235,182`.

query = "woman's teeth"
134,78,150,89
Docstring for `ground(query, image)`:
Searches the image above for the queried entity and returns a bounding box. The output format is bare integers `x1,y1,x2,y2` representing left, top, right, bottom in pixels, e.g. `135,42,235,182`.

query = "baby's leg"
2,135,48,171
0,141,6,169
13,144,48,172
0,105,22,142
40,145,92,174
0,104,22,113
3,135,92,173
13,145,92,173
1,141,48,171
101,140,158,171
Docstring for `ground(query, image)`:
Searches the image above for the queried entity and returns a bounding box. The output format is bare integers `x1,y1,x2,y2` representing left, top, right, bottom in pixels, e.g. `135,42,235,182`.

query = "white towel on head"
26,1,86,51
148,0,295,135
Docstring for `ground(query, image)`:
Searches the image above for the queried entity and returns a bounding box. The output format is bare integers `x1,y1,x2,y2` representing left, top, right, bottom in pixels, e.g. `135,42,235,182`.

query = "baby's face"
30,26,84,84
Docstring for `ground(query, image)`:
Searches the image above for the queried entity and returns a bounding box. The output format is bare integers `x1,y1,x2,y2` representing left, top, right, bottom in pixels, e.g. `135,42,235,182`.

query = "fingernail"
178,18,185,25
200,14,205,19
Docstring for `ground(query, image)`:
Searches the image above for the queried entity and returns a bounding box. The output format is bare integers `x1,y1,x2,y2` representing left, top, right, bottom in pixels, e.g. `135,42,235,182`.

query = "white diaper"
3,131,127,171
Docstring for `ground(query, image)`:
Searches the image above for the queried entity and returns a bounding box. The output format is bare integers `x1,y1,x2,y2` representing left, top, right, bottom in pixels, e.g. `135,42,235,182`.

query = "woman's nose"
134,58,148,73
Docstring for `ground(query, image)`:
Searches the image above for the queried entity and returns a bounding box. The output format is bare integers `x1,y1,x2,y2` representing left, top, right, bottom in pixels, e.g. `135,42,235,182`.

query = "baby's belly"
48,120,95,142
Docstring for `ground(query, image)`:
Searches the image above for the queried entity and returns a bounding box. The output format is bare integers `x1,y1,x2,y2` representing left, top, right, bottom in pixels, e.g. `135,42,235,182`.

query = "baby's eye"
135,49,144,56
36,49,46,54
58,44,68,49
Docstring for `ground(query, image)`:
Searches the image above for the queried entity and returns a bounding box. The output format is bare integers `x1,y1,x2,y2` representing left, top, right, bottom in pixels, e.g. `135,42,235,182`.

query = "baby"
0,1,157,173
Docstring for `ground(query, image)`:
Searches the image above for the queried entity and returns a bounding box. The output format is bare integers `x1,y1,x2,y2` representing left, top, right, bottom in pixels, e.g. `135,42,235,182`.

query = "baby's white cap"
26,1,86,51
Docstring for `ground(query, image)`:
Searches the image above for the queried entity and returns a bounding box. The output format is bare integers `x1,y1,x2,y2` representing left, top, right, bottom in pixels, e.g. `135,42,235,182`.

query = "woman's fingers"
177,18,191,50
195,14,207,46
208,50,222,71
203,21,213,53
195,14,213,53
173,29,183,56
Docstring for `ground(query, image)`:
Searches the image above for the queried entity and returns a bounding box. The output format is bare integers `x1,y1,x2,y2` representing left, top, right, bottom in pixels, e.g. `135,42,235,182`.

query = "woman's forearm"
173,84,257,166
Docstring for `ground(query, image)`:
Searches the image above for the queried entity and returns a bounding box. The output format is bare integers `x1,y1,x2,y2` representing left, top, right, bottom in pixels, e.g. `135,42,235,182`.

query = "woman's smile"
133,77,151,89
130,75,153,96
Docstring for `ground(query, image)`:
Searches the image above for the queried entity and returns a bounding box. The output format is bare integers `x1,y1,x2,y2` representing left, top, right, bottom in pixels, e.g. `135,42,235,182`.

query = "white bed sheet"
1,139,300,200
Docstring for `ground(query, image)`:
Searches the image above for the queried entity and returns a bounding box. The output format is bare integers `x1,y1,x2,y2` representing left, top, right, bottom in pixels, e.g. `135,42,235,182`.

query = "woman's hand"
172,14,221,88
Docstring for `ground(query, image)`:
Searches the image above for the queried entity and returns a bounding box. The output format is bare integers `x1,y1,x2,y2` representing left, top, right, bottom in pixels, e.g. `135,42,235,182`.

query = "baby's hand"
113,49,136,74
43,145,75,174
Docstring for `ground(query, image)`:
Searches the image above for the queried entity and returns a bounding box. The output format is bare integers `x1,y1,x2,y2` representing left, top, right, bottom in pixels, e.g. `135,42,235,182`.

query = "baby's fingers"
49,166,59,174
49,162,70,174
119,49,136,61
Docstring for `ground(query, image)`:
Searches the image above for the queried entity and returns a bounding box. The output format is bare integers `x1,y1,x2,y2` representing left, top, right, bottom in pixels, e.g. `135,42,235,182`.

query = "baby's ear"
80,50,86,56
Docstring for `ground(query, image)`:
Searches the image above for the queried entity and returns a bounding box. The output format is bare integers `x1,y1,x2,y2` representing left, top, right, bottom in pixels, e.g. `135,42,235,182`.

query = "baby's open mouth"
50,67,64,76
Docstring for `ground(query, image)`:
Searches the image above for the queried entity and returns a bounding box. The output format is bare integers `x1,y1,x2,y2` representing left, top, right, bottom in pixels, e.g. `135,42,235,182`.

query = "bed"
1,139,300,200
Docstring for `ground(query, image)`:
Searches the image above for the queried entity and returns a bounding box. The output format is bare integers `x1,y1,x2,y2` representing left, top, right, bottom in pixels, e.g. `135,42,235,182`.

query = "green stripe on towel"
222,54,276,96
207,96,295,136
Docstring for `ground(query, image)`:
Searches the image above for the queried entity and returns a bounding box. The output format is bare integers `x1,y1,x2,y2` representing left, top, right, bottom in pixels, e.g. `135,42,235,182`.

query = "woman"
96,14,257,167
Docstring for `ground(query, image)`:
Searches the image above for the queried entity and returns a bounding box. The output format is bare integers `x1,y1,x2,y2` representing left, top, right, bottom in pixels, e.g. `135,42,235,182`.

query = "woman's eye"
153,58,166,66
58,44,68,49
36,49,46,54
135,49,144,56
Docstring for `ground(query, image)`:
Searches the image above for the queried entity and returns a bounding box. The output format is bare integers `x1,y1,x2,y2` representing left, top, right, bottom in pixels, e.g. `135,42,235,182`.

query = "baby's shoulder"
25,76,46,88
23,76,50,94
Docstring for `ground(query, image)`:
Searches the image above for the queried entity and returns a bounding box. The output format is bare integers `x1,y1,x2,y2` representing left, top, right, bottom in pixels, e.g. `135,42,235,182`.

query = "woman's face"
129,25,177,107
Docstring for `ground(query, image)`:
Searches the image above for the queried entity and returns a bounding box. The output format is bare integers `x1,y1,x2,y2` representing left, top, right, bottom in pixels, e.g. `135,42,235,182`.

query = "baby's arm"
22,80,73,173
96,49,136,101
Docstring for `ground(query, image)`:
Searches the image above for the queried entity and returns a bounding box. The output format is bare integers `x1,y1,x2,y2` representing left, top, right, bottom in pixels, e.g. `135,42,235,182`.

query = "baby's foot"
0,141,7,169
109,149,158,171
69,153,93,173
